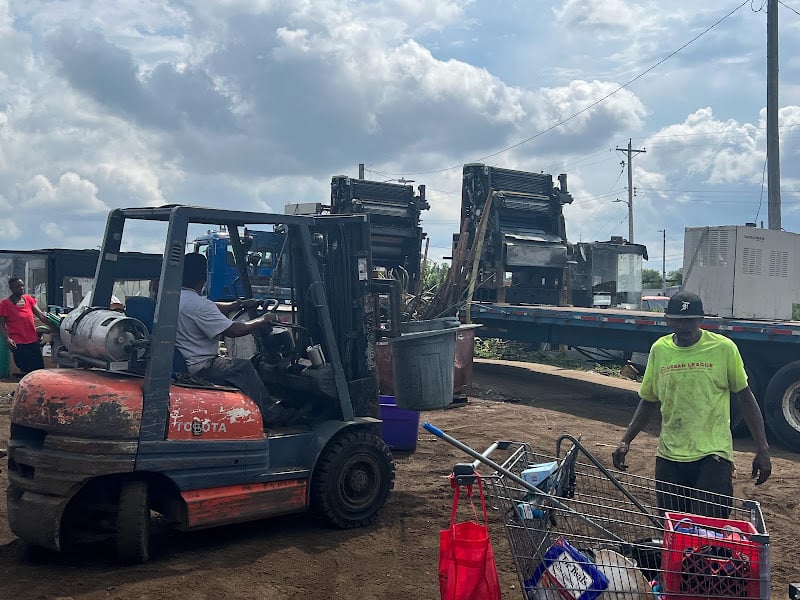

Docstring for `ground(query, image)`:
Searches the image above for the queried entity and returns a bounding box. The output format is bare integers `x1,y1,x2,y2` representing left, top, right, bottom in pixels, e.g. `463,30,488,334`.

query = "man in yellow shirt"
612,291,771,517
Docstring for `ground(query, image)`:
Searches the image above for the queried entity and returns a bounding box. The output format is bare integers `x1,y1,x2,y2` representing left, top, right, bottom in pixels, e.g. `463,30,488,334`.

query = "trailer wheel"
311,430,395,529
730,361,767,436
116,480,150,563
764,362,800,451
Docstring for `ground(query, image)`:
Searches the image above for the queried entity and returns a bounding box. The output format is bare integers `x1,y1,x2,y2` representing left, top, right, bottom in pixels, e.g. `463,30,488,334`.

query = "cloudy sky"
1,0,799,274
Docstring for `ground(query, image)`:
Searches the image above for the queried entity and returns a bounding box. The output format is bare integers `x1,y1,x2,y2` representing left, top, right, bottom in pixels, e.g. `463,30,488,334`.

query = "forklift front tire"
116,480,150,563
311,430,395,529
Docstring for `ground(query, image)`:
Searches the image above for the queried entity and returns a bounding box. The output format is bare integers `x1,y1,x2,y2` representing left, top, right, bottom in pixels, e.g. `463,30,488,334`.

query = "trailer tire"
311,430,395,529
764,362,800,451
116,480,150,563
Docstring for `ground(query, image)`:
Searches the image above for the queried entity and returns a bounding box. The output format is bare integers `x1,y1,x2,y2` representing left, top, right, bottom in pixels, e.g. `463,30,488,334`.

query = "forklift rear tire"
311,430,395,529
117,480,150,563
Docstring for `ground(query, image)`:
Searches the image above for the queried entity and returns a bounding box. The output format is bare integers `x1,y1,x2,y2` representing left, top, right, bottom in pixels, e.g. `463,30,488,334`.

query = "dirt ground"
0,359,796,600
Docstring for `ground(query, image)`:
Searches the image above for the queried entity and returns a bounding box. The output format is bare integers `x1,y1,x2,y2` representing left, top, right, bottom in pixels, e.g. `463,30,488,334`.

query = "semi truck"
191,227,291,302
463,224,800,452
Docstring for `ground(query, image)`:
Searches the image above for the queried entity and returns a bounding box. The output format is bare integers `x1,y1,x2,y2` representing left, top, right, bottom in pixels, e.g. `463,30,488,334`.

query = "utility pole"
358,163,365,179
767,0,781,229
616,139,646,242
658,229,666,295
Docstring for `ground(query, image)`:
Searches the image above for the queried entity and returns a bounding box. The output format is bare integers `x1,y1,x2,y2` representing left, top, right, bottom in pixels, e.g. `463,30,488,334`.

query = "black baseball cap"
665,291,705,319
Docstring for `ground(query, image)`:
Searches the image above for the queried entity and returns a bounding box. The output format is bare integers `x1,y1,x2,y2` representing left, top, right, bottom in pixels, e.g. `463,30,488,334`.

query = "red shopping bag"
439,472,502,600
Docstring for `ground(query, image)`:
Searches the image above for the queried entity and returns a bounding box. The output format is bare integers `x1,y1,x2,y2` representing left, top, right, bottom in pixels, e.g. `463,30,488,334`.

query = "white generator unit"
682,225,800,320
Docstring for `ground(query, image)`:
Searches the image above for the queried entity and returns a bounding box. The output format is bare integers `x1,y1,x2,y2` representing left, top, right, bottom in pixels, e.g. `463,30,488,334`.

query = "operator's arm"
612,399,659,470
222,313,277,338
736,386,771,485
215,300,239,316
215,299,260,316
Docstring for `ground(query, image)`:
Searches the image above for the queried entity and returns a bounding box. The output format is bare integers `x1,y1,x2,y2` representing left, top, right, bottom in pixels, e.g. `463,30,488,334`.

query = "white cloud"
0,192,20,240
0,0,796,277
538,79,647,135
0,220,20,240
647,108,759,182
23,173,108,215
553,0,654,33
40,222,64,239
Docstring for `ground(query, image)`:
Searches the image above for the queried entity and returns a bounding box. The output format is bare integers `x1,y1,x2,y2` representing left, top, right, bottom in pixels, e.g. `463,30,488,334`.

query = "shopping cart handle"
422,422,444,437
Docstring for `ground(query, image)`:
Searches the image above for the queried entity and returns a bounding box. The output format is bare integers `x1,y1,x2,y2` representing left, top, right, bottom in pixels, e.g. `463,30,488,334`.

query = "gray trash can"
398,317,460,334
389,327,457,410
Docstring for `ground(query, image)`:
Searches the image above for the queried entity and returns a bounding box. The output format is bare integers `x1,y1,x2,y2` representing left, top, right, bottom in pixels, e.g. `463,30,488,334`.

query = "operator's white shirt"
175,288,232,373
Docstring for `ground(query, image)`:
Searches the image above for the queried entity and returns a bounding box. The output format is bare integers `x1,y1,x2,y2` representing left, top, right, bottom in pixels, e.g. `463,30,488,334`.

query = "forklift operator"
176,252,278,421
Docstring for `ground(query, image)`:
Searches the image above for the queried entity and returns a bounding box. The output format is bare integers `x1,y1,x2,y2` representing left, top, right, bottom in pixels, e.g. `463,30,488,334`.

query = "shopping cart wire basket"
423,423,770,600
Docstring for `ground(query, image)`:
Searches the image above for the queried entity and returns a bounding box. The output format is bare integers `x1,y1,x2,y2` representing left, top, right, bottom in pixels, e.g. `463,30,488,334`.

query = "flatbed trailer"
465,302,800,451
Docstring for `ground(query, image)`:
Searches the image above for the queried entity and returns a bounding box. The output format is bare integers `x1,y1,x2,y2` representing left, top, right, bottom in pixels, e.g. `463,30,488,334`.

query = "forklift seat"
125,296,156,333
125,297,188,376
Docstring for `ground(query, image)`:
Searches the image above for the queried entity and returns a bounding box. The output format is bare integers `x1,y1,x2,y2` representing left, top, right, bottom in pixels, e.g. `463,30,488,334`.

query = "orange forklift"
6,205,395,562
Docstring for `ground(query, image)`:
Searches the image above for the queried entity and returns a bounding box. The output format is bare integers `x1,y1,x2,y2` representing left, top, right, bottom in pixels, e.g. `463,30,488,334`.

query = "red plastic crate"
662,512,762,599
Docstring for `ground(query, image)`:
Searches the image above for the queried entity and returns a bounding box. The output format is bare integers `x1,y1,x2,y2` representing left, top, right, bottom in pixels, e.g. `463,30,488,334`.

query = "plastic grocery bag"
439,472,502,600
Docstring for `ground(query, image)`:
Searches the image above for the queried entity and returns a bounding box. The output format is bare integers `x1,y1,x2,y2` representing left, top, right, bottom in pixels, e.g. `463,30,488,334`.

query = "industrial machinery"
459,163,573,305
7,206,395,562
329,176,429,291
570,236,649,309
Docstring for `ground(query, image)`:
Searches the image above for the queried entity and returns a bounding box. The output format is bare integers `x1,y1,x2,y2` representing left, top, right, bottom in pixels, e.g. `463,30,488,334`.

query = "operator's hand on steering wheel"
238,298,261,311
259,313,278,327
612,441,630,470
752,449,771,485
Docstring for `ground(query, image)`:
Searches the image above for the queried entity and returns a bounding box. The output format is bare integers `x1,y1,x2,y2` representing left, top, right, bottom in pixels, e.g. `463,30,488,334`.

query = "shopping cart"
423,423,770,600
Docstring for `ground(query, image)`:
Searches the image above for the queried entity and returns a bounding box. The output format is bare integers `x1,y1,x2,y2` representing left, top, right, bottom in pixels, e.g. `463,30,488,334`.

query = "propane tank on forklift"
59,308,149,363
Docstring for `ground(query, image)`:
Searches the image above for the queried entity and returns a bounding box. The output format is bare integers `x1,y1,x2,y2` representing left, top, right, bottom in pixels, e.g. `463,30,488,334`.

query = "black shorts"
655,455,734,518
11,342,44,374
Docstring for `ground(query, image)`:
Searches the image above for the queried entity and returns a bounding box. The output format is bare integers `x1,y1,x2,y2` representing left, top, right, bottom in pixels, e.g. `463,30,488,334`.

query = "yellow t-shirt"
639,329,748,463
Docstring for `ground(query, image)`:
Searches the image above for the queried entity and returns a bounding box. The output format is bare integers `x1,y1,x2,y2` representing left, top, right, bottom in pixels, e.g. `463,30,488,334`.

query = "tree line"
642,268,683,289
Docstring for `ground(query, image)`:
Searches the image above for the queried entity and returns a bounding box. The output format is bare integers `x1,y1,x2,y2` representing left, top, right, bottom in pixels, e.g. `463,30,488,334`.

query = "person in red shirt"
0,277,52,374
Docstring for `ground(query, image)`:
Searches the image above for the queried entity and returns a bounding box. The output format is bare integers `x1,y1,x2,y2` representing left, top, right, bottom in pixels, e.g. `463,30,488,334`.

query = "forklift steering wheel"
262,298,280,313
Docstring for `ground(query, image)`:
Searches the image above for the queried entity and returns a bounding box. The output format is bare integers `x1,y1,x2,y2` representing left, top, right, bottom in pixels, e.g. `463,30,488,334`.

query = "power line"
371,122,800,189
778,0,800,17
371,1,751,178
523,122,800,181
